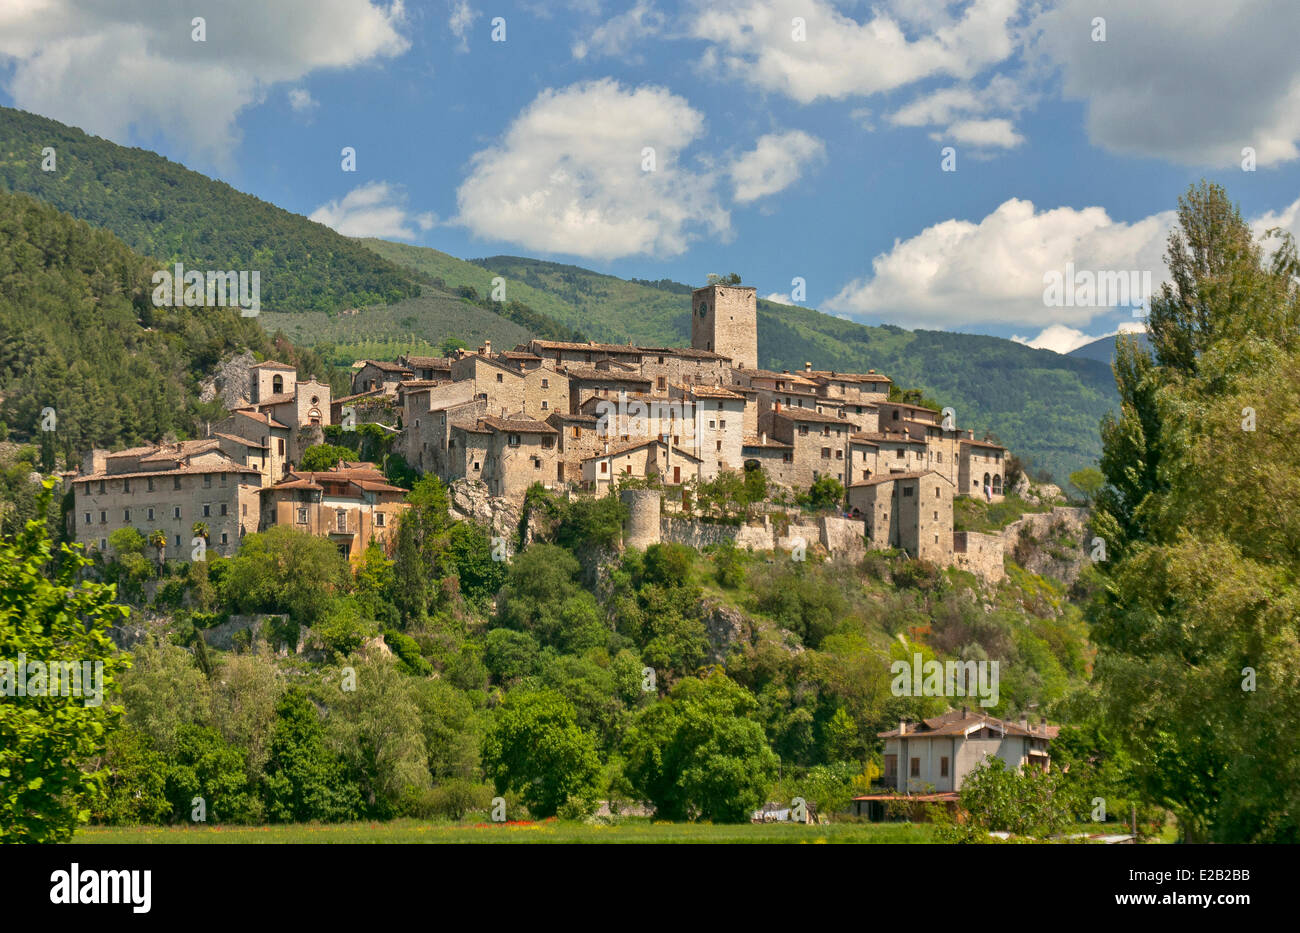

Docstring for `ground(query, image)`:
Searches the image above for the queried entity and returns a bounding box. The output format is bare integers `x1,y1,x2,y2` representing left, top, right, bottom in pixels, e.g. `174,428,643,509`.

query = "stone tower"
621,488,662,551
691,284,758,370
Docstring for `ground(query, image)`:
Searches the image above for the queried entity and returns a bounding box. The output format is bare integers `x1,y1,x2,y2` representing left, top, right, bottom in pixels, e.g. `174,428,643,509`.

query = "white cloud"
826,198,1174,329
686,0,1020,104
455,79,729,260
1012,321,1148,355
946,118,1023,148
573,1,665,60
0,1,408,163
1032,0,1300,167
449,0,477,51
763,292,797,305
310,181,434,239
288,88,318,113
729,130,825,203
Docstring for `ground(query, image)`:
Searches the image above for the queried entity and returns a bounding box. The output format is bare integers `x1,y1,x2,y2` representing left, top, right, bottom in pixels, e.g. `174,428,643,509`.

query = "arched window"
992,474,1002,495
272,374,284,394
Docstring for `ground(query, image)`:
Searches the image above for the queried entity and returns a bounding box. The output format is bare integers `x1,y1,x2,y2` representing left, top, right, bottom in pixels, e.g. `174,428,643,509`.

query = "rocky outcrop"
447,479,522,550
700,599,753,664
1000,506,1090,584
198,350,256,409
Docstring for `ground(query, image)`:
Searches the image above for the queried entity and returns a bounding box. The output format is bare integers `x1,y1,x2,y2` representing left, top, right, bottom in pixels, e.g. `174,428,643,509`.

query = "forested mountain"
0,191,310,460
0,107,418,313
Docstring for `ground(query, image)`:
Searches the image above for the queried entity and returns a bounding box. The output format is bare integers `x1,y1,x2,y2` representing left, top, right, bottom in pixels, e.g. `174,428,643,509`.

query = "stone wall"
953,530,1006,583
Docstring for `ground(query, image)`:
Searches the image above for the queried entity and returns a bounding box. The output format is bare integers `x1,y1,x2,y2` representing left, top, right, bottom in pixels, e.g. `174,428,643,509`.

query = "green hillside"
0,107,419,313
0,190,293,458
367,244,1114,481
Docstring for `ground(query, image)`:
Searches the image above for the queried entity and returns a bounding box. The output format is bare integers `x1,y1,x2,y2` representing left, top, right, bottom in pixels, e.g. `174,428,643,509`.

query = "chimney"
868,369,875,374
1020,716,1029,730
962,705,969,718
804,361,812,372
898,720,906,736
484,339,492,356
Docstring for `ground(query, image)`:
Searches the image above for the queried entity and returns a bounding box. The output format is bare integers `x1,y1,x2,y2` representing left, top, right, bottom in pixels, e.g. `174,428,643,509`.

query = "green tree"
0,484,130,841
1089,182,1300,842
623,672,778,822
803,475,845,511
300,444,359,472
1067,467,1104,502
262,689,361,823
220,525,350,626
481,690,601,819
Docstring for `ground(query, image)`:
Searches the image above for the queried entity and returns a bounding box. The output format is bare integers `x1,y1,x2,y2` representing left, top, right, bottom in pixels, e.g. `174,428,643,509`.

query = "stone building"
959,439,1007,501
72,441,262,558
847,471,954,564
691,283,757,370
261,461,409,560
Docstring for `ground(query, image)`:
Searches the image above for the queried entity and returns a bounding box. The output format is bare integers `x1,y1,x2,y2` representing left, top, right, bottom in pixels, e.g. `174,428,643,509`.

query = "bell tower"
691,284,758,370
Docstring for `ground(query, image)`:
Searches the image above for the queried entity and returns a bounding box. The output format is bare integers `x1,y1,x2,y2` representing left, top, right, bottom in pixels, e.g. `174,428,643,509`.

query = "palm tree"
191,521,210,543
148,529,167,569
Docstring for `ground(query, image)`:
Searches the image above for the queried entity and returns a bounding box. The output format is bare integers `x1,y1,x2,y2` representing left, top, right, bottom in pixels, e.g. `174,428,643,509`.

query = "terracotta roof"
529,340,644,355
884,401,941,415
676,383,743,399
251,360,296,371
960,438,1007,451
229,408,290,430
806,370,892,384
582,438,701,462
212,432,267,449
639,346,731,361
852,431,924,445
747,370,818,386
772,407,853,424
742,436,793,449
547,412,599,424
77,461,260,483
879,708,1059,741
104,445,160,459
360,360,414,374
561,366,652,384
501,351,542,360
848,471,943,487
255,392,298,406
479,416,557,434
401,356,453,370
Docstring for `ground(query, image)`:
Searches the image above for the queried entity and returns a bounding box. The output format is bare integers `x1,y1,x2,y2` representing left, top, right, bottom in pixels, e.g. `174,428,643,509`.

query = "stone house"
959,439,1007,500
581,438,702,490
547,411,604,484
261,461,409,560
72,441,262,559
874,709,1058,796
449,416,560,497
672,383,746,480
847,471,954,564
352,359,414,395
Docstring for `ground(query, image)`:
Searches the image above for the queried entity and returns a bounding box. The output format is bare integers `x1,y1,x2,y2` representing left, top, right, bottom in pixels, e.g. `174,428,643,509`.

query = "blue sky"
2,0,1298,352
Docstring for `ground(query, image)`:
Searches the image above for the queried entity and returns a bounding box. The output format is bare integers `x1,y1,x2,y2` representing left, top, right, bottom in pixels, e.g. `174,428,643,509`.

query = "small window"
220,504,228,516
821,447,830,459
203,504,211,517
496,373,503,383
98,480,106,494
473,462,480,471
297,508,307,524
174,506,181,519
83,512,91,524
204,475,212,488
902,487,913,497
221,533,229,545
910,758,920,777
376,512,386,527
507,433,521,447
174,535,180,548
147,507,155,521
173,476,182,490
123,509,131,521
100,511,107,523
940,757,949,778
541,400,549,410
541,378,549,389
123,479,131,493
600,462,608,474
147,478,154,492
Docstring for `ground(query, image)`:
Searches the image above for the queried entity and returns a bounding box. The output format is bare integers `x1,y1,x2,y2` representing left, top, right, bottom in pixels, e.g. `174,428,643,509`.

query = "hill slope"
0,190,299,457
367,244,1115,481
1068,331,1151,364
0,107,418,313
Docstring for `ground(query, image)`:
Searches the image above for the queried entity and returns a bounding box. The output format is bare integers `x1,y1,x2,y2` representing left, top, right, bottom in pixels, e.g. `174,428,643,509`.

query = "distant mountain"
367,244,1117,482
0,107,418,313
1068,331,1152,364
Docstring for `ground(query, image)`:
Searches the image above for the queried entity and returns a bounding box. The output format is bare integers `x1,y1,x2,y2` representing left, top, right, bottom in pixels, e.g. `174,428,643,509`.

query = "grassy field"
75,819,939,844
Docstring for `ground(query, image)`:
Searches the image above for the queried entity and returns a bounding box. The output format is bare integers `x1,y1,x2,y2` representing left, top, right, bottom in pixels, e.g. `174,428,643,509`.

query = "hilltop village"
67,283,1008,568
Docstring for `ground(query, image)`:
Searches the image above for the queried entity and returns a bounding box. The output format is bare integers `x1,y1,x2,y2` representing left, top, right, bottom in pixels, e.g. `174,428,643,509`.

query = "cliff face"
1001,507,1091,585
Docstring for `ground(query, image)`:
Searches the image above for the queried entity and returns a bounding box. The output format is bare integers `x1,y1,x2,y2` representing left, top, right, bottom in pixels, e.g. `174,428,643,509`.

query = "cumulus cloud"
1012,321,1147,355
686,0,1020,104
763,292,797,305
572,1,665,60
887,74,1029,148
455,78,728,260
729,130,825,203
826,198,1174,329
1032,0,1300,166
0,0,408,163
310,181,435,239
